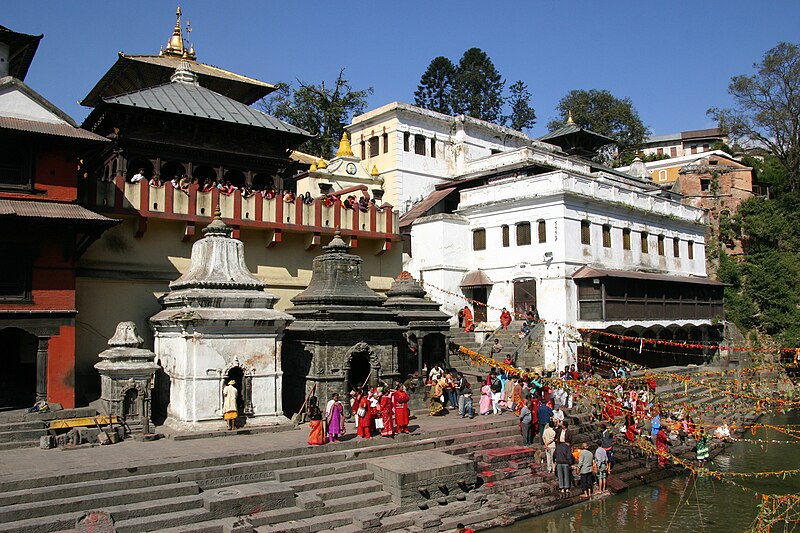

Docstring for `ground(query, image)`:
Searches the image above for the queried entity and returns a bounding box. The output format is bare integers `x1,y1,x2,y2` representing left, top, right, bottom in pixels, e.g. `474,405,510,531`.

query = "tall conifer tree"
452,48,505,123
414,56,456,115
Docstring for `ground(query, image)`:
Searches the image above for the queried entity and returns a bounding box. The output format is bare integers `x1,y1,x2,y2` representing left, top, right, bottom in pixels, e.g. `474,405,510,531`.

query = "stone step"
0,493,204,533
476,445,533,464
0,428,47,443
0,471,181,507
174,451,349,489
114,507,211,533
0,439,40,450
0,420,48,431
274,458,370,484
438,507,501,531
304,479,384,502
283,468,373,492
0,480,199,523
258,501,398,533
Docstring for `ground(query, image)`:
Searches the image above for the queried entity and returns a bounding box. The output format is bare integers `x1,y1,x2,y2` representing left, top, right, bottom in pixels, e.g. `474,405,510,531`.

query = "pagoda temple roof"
539,121,614,158
81,53,275,108
0,24,42,82
97,77,309,138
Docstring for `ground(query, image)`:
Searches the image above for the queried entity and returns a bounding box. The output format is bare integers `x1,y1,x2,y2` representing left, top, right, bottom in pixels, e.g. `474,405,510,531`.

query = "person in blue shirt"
537,400,554,440
651,412,661,443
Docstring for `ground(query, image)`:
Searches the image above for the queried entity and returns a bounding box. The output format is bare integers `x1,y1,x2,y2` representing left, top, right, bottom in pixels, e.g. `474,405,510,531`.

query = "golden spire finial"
309,161,318,172
370,165,379,177
164,6,187,58
566,110,575,125
317,156,328,169
335,132,354,157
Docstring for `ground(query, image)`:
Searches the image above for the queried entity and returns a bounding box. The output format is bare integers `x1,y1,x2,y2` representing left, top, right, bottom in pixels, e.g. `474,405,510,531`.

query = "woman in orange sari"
307,396,325,445
462,306,474,332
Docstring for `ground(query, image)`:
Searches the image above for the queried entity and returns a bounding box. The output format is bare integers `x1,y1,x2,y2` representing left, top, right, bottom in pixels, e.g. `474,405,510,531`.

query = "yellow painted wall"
75,216,401,403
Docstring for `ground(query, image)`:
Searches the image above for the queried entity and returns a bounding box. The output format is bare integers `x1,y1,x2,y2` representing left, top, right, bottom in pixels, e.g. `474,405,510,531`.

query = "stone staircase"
0,406,97,450
448,321,543,379
0,416,522,533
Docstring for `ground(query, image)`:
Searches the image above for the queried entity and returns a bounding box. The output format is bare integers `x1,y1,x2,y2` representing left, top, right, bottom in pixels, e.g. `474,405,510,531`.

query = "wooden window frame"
472,228,486,251
580,220,591,245
602,224,612,248
622,228,631,250
516,222,531,246
537,220,546,243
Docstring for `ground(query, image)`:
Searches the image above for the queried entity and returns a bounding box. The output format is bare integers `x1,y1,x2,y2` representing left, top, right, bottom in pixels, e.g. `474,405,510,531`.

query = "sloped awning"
572,265,724,286
399,187,456,230
460,269,493,288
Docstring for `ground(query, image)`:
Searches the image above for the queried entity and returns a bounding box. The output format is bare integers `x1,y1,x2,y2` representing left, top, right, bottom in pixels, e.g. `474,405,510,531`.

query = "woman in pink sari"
479,382,493,415
325,393,345,443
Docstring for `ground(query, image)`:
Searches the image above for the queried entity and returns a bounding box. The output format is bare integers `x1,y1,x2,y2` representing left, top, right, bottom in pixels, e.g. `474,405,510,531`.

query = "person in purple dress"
325,393,345,443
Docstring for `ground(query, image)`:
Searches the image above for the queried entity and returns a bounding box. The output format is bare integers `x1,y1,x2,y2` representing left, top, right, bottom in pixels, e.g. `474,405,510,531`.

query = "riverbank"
484,410,800,533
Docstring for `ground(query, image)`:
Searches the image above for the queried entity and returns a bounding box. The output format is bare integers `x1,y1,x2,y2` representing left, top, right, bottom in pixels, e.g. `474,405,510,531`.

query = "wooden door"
472,287,488,323
514,279,537,316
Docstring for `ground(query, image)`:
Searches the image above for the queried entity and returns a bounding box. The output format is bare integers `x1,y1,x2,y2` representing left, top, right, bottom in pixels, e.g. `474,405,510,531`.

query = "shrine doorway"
160,161,186,183
347,352,371,393
225,366,245,415
0,328,37,409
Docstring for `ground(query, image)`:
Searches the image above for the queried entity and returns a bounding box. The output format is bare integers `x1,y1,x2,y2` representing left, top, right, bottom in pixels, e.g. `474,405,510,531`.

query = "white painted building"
347,102,538,214
349,103,725,371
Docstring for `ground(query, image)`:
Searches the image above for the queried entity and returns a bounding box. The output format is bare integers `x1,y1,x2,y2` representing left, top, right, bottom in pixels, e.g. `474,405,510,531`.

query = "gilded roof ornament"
370,165,379,177
317,157,328,169
566,110,575,125
163,6,196,60
335,132,354,157
309,161,318,172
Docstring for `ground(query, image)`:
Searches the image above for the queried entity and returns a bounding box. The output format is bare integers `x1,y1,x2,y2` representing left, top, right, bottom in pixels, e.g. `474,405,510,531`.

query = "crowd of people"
305,382,412,445
124,169,382,210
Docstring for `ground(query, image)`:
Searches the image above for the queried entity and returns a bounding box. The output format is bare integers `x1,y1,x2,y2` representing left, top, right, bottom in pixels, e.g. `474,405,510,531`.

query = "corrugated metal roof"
81,54,275,107
0,199,117,223
572,265,724,286
0,116,108,142
102,82,310,137
399,187,456,229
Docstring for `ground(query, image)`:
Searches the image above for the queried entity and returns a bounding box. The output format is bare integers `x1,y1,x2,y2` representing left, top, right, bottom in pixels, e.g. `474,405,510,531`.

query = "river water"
488,411,800,533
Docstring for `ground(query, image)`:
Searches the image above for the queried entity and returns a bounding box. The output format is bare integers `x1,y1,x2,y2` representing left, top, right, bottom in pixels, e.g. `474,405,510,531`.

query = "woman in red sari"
463,306,474,332
500,308,513,330
307,396,325,445
393,385,410,433
355,388,373,439
378,390,395,437
656,427,670,467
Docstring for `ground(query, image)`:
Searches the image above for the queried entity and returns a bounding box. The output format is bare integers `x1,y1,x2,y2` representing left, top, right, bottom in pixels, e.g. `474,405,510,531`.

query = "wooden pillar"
35,337,49,402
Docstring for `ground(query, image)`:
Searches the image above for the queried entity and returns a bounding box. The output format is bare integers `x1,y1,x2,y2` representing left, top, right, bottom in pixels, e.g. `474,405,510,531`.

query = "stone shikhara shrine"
89,207,449,430
150,209,293,430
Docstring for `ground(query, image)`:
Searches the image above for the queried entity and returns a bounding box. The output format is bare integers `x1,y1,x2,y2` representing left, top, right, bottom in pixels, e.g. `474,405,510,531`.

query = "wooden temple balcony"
87,177,398,253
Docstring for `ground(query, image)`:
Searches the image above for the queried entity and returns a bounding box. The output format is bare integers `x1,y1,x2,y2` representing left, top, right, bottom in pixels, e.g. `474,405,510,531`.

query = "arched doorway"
225,366,245,415
0,328,38,409
252,173,274,191
160,161,186,184
347,352,371,393
192,165,217,188
151,362,170,426
126,158,153,182
223,169,246,189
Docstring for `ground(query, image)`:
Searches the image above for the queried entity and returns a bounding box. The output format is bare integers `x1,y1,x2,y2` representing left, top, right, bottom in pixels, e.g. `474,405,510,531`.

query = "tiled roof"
0,116,108,142
102,82,310,137
0,199,117,223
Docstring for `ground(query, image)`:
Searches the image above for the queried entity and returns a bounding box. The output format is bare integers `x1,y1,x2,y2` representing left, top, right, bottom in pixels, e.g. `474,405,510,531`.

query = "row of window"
403,132,437,158
580,221,694,259
472,221,546,250
472,221,695,260
361,133,389,159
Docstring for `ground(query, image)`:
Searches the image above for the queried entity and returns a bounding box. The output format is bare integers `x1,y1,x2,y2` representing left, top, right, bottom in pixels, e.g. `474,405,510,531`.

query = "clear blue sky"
5,1,800,137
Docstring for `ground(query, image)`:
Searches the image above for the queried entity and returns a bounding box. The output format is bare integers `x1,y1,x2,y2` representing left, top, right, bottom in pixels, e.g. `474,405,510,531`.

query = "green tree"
452,48,505,123
414,56,456,115
259,69,372,159
547,89,650,165
708,42,800,191
506,80,536,131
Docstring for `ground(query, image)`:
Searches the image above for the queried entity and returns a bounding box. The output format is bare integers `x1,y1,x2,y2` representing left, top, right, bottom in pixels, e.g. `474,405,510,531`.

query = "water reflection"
487,412,799,532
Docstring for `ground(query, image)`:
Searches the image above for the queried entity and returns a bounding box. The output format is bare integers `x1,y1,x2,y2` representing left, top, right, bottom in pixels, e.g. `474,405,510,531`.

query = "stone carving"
75,511,115,533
